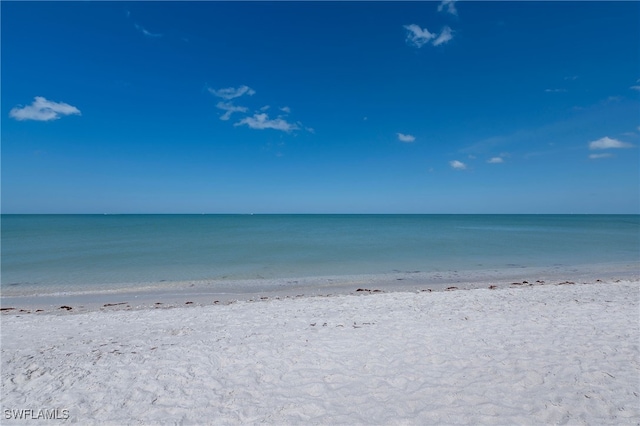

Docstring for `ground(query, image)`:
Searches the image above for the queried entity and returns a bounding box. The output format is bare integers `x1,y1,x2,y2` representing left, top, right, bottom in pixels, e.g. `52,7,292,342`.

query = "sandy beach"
1,279,639,425
4,0,640,423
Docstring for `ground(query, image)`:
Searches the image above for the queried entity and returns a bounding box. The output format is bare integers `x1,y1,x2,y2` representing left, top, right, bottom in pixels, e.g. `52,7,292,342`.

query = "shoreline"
1,279,638,424
2,261,638,314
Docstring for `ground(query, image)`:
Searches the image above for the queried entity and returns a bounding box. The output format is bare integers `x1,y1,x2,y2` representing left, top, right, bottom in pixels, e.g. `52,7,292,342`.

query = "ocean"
1,214,639,297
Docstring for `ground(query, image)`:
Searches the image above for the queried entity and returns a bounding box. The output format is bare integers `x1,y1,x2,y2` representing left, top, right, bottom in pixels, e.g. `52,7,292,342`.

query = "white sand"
1,280,639,425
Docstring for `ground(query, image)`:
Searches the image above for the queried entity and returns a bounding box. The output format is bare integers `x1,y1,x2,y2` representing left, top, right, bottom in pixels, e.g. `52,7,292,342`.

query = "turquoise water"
2,214,639,295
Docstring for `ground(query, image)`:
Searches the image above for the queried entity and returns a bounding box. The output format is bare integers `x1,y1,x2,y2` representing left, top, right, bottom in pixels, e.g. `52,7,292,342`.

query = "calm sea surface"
2,214,639,295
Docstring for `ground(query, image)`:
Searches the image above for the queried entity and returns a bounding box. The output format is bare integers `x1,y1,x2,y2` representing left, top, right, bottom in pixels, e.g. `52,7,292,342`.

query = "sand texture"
2,280,639,425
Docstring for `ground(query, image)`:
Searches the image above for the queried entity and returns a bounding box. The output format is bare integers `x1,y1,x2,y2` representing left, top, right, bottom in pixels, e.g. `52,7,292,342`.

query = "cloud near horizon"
588,136,634,150
9,97,81,121
589,153,614,160
449,160,466,170
397,133,416,143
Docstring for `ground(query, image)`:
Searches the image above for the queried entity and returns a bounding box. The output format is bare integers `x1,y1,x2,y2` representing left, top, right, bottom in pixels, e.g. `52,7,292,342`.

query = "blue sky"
2,1,639,214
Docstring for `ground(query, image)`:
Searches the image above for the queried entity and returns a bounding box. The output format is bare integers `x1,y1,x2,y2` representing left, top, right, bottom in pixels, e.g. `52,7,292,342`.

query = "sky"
2,1,639,214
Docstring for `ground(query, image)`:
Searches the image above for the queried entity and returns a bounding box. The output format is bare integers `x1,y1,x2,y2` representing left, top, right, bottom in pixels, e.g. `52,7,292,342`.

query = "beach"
2,279,638,425
3,0,640,422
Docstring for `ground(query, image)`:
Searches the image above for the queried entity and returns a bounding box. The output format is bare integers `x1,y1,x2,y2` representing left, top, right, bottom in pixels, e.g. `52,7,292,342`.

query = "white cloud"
589,153,614,160
588,136,634,150
630,86,640,91
211,86,307,134
216,102,248,121
135,23,162,38
404,24,435,48
235,113,298,132
209,85,256,100
437,0,458,16
433,26,453,46
404,24,453,48
9,97,81,121
449,160,466,170
127,11,162,38
397,133,416,143
545,88,567,93
487,153,509,163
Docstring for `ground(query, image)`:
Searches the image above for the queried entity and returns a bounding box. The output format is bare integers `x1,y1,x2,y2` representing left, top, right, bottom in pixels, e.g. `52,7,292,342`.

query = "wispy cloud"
588,136,634,150
210,86,308,133
135,23,162,38
126,11,162,38
404,24,453,48
437,0,458,16
235,113,298,133
209,85,256,100
449,160,466,170
9,97,81,121
630,85,640,91
397,133,416,143
589,153,614,160
404,24,435,48
433,26,453,47
487,152,509,163
216,102,248,121
545,88,567,93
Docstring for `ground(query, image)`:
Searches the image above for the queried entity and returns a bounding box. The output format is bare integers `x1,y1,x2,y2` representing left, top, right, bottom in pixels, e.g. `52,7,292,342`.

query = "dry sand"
1,280,639,425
